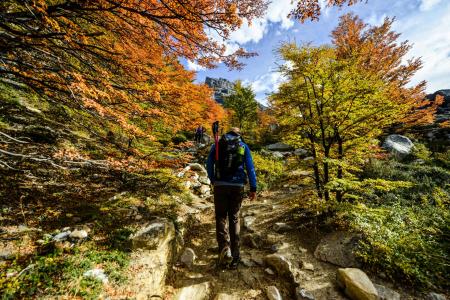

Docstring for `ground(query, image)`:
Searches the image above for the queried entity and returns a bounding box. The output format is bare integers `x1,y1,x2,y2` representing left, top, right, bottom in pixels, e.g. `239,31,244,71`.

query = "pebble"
265,268,275,275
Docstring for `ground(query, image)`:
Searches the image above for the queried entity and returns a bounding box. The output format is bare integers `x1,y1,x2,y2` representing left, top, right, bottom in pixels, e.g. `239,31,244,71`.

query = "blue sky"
184,0,450,105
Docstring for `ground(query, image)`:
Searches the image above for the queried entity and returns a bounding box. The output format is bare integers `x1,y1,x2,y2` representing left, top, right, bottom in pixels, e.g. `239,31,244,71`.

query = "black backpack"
215,133,245,179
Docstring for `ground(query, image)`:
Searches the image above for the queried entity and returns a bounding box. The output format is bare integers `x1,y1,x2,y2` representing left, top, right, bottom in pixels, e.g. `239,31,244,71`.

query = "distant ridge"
205,77,233,104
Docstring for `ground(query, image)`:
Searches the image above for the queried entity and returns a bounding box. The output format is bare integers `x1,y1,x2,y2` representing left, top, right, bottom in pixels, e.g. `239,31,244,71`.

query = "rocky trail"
162,189,347,300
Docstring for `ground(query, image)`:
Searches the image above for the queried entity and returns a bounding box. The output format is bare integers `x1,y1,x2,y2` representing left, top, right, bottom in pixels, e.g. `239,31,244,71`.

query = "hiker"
206,127,257,269
194,125,205,144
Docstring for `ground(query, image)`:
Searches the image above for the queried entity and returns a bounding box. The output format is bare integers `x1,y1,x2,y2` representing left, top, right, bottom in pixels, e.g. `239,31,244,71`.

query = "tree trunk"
336,134,343,202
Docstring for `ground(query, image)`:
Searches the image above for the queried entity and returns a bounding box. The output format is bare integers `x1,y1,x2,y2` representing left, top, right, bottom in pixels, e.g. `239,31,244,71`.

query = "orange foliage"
331,14,439,127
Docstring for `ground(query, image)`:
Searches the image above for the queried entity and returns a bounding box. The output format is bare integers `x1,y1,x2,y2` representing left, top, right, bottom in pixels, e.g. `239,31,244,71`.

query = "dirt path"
164,190,347,300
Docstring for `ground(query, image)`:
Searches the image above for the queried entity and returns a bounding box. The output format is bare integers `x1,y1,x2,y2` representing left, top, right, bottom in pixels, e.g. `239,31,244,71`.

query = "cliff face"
205,77,234,104
424,89,450,149
426,89,450,124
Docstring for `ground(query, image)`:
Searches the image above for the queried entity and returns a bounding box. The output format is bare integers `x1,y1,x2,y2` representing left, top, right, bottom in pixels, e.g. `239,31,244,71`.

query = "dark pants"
213,185,244,259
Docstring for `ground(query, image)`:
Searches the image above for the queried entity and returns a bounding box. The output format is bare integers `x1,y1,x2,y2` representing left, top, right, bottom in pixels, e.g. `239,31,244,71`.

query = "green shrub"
252,152,285,190
172,133,188,144
0,248,129,299
337,202,449,288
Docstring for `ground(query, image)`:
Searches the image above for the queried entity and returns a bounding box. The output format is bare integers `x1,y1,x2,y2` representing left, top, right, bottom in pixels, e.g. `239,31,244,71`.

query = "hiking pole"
212,121,219,161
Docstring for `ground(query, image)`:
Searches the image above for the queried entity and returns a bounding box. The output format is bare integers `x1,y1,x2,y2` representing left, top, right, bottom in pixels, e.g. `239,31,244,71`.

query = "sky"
184,0,450,105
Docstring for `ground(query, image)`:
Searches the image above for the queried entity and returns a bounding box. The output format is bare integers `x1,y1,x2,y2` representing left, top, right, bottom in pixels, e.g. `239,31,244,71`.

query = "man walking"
206,127,257,269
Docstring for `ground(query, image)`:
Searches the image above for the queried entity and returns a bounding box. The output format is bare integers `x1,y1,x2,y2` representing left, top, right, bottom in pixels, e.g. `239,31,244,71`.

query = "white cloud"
247,70,287,95
229,18,268,44
228,0,296,45
420,0,443,11
394,3,450,92
187,60,206,71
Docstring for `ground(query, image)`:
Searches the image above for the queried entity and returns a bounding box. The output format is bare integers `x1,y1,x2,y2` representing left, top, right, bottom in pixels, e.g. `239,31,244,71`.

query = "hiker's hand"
248,191,256,201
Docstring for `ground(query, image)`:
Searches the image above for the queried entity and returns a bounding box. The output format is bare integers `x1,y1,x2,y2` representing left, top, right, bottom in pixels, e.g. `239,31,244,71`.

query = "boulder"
130,219,175,250
265,254,293,278
271,242,290,253
336,268,378,300
314,231,360,267
267,142,294,152
374,284,400,300
266,286,283,300
382,134,414,159
173,282,210,300
242,233,262,249
180,248,196,268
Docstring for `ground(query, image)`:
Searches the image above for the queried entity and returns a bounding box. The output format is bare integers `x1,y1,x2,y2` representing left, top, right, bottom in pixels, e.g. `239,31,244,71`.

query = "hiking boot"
229,257,240,270
219,247,233,267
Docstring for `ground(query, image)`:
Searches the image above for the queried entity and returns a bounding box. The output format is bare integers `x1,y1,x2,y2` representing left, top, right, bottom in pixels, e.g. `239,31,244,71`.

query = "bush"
252,152,285,190
337,202,449,289
171,133,188,145
336,157,450,289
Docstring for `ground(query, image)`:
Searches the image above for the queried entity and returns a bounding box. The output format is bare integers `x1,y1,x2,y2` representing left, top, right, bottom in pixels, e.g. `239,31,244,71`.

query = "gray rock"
199,176,211,185
83,268,108,284
374,284,400,300
187,163,208,177
267,142,294,152
296,287,315,300
199,185,211,196
130,219,175,250
243,216,257,230
382,134,414,159
301,261,315,271
53,231,71,242
271,151,285,159
265,254,293,278
294,148,308,157
427,292,447,300
69,229,88,240
173,282,210,300
180,248,196,268
265,268,275,275
314,231,361,267
273,222,292,233
266,286,283,300
337,268,378,300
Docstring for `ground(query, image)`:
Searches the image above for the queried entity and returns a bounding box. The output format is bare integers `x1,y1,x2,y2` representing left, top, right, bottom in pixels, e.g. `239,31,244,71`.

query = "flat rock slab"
130,219,175,250
314,231,361,268
337,268,378,300
173,282,210,300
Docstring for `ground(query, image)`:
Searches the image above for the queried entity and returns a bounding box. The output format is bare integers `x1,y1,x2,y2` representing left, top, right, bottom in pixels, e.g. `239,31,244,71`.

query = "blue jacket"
206,134,257,192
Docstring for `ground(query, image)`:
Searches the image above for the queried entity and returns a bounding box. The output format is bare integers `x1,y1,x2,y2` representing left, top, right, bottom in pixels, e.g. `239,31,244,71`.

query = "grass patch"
0,246,130,299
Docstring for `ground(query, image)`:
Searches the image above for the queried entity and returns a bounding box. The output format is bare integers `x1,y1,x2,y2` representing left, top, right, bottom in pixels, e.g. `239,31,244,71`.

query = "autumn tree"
224,81,258,133
271,15,428,202
331,14,440,128
0,0,268,141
